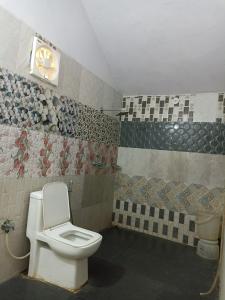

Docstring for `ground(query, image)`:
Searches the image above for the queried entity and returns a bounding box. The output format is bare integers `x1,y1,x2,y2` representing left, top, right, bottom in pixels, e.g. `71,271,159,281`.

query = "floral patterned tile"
0,124,118,179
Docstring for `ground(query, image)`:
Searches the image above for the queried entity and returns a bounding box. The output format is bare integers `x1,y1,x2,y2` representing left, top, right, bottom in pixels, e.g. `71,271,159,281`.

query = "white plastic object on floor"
197,239,219,260
196,212,221,241
26,182,102,291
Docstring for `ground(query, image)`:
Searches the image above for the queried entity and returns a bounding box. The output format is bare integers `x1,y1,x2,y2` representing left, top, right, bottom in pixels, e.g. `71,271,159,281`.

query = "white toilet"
26,182,102,291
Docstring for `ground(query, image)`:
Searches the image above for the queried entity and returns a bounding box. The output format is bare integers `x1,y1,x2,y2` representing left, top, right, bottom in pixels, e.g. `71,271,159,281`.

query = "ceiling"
82,0,225,95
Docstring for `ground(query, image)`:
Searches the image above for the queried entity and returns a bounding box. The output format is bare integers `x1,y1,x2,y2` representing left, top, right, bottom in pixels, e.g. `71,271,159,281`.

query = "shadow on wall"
70,174,115,232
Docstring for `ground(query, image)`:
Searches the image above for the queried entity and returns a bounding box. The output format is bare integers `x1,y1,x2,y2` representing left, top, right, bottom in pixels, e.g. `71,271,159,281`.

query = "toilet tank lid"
30,191,43,200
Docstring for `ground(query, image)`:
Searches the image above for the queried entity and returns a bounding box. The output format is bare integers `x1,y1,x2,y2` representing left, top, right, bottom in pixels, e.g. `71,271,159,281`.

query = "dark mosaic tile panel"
126,215,131,226
169,211,174,222
194,238,199,247
153,222,158,233
144,220,149,230
150,206,155,217
120,121,225,155
132,203,137,213
173,227,179,239
162,224,168,236
0,67,120,145
179,213,185,224
141,205,146,215
135,218,140,228
183,235,189,244
116,200,120,209
159,208,164,219
189,220,195,232
124,201,129,211
118,214,123,224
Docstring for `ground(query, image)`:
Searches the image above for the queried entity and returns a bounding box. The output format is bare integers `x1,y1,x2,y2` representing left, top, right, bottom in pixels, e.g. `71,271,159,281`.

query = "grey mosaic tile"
121,95,194,122
120,121,225,155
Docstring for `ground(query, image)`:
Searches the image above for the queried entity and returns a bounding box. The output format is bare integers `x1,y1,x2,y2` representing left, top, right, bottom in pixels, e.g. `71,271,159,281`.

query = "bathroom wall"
113,94,225,246
0,0,114,87
0,6,122,283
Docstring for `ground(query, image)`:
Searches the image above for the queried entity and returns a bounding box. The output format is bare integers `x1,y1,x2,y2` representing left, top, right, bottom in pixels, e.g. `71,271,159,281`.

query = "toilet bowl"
26,182,102,291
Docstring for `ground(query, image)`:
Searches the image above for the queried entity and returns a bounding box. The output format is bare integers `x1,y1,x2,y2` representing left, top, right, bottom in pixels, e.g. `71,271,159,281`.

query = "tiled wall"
122,93,224,123
120,122,225,155
112,172,224,247
114,173,225,215
0,6,122,283
115,94,225,246
0,67,120,145
112,200,198,247
122,95,194,122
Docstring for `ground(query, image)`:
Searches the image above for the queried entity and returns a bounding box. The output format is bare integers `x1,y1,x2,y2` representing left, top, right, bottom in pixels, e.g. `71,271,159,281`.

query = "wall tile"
120,122,225,155
0,67,120,145
0,8,21,72
118,147,225,189
114,173,225,215
112,199,198,247
79,68,104,110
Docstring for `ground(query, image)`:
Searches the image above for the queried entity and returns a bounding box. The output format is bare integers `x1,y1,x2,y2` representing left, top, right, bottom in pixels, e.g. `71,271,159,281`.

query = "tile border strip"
120,121,225,155
112,199,199,247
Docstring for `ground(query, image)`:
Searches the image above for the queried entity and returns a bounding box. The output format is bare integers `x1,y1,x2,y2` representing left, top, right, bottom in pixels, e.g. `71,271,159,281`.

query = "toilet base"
197,239,219,260
29,243,88,290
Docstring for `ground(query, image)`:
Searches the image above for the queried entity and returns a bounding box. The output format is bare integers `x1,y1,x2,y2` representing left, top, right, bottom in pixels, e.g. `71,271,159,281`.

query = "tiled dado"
0,67,120,145
112,200,198,247
0,124,118,178
114,173,225,215
121,95,194,122
120,121,225,155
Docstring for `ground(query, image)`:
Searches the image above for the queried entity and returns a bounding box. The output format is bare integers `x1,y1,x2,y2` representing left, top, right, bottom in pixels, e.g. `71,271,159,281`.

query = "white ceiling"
82,0,225,95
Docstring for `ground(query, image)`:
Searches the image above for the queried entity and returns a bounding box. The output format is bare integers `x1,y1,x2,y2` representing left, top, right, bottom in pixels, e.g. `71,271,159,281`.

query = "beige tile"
58,53,81,100
0,7,21,72
79,67,104,110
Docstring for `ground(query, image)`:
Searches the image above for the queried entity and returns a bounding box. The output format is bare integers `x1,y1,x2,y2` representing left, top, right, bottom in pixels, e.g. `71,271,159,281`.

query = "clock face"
30,37,60,86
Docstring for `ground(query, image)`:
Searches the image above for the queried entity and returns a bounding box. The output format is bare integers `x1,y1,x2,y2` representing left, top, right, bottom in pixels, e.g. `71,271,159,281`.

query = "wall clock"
30,36,60,86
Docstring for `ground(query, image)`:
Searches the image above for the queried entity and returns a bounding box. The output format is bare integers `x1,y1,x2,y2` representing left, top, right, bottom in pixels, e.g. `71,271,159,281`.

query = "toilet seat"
36,221,102,259
42,222,102,248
